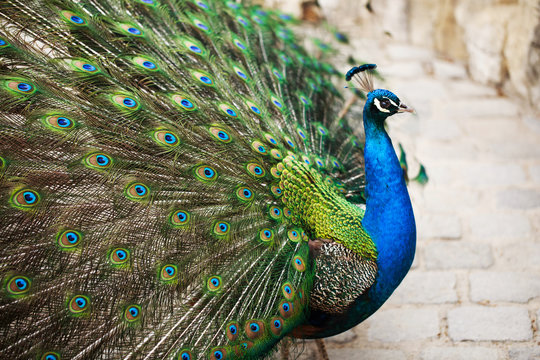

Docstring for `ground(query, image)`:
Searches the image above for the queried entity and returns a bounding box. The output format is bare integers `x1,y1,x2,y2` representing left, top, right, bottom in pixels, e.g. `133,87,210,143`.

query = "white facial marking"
383,96,398,107
374,98,391,113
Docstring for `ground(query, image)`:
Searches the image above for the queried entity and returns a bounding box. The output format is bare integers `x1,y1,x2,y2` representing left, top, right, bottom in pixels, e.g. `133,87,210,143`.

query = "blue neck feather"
361,95,416,309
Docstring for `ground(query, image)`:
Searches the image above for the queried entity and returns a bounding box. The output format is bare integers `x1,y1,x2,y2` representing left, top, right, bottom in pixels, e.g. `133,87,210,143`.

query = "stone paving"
291,39,540,359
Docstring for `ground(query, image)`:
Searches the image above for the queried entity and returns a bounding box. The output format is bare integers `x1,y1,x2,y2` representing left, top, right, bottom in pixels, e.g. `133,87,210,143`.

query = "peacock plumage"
0,1,417,359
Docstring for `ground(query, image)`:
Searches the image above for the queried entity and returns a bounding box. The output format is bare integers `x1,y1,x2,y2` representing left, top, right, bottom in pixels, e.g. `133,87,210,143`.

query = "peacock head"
366,89,413,122
346,64,413,123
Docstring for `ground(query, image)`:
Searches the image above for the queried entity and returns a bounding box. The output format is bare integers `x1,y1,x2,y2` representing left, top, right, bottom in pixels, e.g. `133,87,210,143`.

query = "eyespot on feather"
177,349,192,360
226,322,240,341
71,59,99,73
172,94,197,111
259,228,274,242
69,295,90,314
153,130,180,147
283,208,292,219
279,300,294,318
160,264,178,281
244,99,261,115
84,152,112,170
251,140,267,155
264,133,278,145
194,165,218,182
270,95,283,110
292,256,306,272
111,94,141,110
281,282,295,300
124,305,141,322
60,10,87,26
270,166,281,179
209,347,227,360
284,136,295,148
270,149,283,160
170,210,190,228
270,185,282,197
269,206,282,220
0,37,9,48
244,320,265,340
57,230,83,249
43,115,75,130
302,156,311,166
11,189,40,209
207,276,222,291
218,103,238,118
133,56,159,71
191,17,210,33
182,38,207,56
246,163,265,178
236,186,254,202
213,221,230,236
232,65,249,81
41,352,61,360
287,229,301,242
233,37,247,51
269,316,284,336
6,275,31,296
109,248,130,265
5,79,37,95
191,70,214,86
119,23,144,36
125,183,150,200
209,126,232,143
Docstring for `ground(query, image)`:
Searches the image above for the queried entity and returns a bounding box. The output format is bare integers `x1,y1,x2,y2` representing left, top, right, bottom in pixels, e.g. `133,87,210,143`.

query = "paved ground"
290,39,540,359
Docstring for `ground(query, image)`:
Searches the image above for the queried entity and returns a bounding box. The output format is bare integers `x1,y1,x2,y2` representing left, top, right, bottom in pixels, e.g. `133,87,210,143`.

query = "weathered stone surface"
424,241,493,269
328,349,407,360
508,347,540,360
448,306,532,341
368,308,439,342
418,214,462,239
439,98,520,119
388,271,458,304
470,272,540,303
495,243,540,271
469,212,531,239
498,188,540,209
433,59,467,79
325,329,357,344
420,346,501,360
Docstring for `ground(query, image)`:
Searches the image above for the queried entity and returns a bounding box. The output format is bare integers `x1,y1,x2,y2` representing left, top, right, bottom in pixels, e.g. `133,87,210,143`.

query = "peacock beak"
397,103,414,113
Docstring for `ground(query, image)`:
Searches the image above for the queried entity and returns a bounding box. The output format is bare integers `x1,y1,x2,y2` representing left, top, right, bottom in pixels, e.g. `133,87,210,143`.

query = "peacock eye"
380,99,391,108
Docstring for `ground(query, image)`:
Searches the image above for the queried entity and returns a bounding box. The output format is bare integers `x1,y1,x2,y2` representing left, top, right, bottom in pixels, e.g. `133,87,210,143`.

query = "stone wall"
263,0,540,110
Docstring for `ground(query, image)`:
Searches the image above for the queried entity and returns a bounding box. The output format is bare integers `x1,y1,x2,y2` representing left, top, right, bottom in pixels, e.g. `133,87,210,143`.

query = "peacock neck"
361,105,416,307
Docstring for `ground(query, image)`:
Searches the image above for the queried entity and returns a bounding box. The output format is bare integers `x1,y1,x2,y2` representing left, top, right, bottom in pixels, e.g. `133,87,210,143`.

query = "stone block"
381,62,426,79
508,347,540,360
439,98,519,119
388,271,458,304
469,212,531,239
470,272,540,303
459,163,526,187
418,214,462,239
498,189,540,209
420,346,501,360
328,349,407,360
448,306,532,341
368,308,439,342
495,243,540,271
386,44,433,61
433,59,467,79
424,241,493,269
529,165,540,183
447,80,497,97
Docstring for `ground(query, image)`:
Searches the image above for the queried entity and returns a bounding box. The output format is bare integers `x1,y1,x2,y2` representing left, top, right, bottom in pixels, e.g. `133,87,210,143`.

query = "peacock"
0,0,417,359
